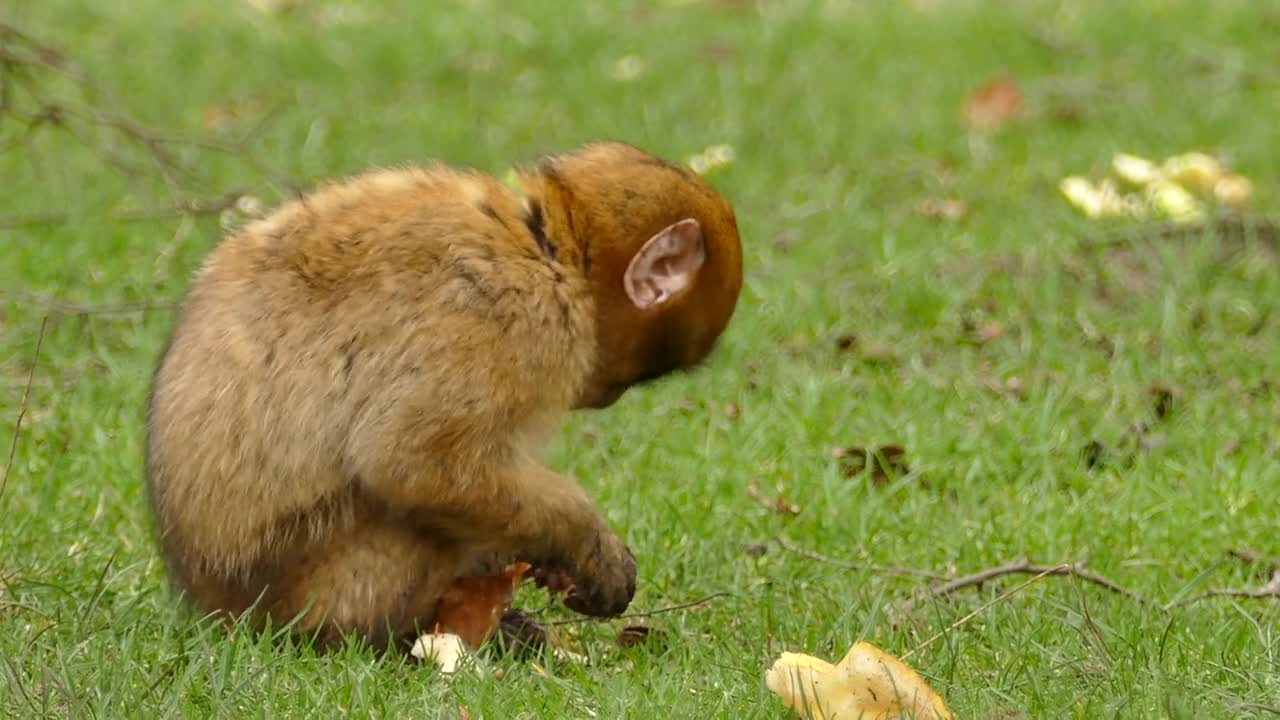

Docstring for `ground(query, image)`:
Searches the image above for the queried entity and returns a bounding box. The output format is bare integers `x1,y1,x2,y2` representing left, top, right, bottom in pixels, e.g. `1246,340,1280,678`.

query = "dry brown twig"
1,316,49,506
0,21,296,227
772,537,950,581
0,290,177,317
1177,570,1280,606
543,591,729,626
903,565,1066,661
0,189,255,231
926,558,1152,606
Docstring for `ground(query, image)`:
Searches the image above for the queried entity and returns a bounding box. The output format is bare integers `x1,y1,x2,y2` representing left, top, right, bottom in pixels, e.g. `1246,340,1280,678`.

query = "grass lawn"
3,0,1279,716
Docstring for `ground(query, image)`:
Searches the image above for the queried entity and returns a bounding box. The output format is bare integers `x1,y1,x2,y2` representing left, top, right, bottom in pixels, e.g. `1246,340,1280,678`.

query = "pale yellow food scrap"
1162,152,1223,191
1059,176,1104,218
1112,153,1161,186
1146,179,1204,223
765,641,952,720
687,144,736,175
1213,174,1253,207
410,632,467,674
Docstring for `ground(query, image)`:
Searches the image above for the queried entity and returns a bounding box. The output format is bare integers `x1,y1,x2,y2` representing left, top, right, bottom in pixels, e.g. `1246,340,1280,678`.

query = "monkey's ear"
623,218,706,310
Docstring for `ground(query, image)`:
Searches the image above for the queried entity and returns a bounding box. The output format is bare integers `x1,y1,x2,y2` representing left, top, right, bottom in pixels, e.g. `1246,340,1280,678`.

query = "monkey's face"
530,142,744,409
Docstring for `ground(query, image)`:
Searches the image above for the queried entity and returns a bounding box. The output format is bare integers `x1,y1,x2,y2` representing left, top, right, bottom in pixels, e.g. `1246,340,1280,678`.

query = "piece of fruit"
765,641,952,720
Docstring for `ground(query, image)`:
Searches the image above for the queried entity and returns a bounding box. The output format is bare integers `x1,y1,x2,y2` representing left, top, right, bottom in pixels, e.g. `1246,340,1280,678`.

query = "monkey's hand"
536,529,636,617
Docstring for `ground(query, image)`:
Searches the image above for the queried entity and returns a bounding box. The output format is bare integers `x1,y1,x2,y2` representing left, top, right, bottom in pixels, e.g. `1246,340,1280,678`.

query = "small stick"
1228,547,1280,569
926,558,1151,606
903,564,1066,660
1,315,49,504
543,591,730,626
0,291,176,317
773,537,948,581
1177,570,1280,606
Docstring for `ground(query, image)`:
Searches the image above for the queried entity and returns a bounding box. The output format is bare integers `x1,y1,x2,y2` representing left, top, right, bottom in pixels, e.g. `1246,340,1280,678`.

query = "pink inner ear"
624,218,706,310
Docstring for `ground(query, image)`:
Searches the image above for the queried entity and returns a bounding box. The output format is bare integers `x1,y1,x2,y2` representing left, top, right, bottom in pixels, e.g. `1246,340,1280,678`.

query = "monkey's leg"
261,520,470,653
353,446,637,618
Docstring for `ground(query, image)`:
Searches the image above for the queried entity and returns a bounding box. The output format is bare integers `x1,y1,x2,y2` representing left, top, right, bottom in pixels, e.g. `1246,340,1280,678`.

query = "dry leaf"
459,706,472,720
973,321,1006,343
835,445,910,484
616,625,667,650
964,75,1024,130
766,641,952,720
914,198,968,222
1147,381,1180,420
747,479,800,516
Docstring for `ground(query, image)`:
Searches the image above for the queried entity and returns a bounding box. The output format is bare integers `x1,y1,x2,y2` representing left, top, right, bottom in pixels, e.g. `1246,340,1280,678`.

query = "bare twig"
1229,547,1280,570
0,290,177,316
926,558,1151,606
1,22,294,216
773,537,949,581
543,592,729,626
1,316,49,505
0,189,251,230
903,565,1066,660
1177,570,1280,606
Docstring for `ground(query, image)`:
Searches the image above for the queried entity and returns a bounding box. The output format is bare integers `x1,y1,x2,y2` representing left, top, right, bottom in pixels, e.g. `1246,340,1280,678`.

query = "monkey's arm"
345,414,635,617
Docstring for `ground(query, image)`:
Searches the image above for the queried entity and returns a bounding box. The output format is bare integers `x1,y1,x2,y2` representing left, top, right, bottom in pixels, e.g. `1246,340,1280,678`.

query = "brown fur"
144,141,743,651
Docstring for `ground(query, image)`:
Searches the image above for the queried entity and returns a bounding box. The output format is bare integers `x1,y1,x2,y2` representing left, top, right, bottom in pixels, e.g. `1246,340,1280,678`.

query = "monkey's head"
520,142,744,409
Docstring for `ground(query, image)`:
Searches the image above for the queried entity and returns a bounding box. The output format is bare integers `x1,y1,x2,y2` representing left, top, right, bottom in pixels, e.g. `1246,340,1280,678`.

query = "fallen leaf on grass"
833,334,897,364
972,320,1006,343
1081,439,1107,470
747,479,800,516
766,641,952,720
459,705,472,720
913,198,968,222
964,75,1024,131
834,445,910,484
616,625,667,650
980,376,1026,400
1147,381,1180,420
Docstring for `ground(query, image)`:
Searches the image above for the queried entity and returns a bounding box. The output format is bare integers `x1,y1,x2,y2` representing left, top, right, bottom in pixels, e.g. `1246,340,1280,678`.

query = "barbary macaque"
144,141,744,653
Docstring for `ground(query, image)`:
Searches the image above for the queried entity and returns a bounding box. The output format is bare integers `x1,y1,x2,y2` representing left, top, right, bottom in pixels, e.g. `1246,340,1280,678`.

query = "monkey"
144,141,744,654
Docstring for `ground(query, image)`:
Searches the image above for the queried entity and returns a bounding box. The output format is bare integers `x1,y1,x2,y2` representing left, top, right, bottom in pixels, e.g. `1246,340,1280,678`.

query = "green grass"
3,0,1280,716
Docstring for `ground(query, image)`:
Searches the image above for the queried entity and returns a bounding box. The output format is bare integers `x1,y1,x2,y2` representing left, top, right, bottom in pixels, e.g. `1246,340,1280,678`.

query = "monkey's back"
144,166,595,608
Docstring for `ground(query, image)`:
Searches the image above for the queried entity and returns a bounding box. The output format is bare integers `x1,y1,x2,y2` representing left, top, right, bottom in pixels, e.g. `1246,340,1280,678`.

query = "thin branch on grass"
0,290,177,316
1,22,295,219
543,591,730,626
925,558,1151,606
1228,547,1280,569
0,188,252,231
903,564,1068,660
773,537,950,581
1,315,49,506
1176,570,1280,606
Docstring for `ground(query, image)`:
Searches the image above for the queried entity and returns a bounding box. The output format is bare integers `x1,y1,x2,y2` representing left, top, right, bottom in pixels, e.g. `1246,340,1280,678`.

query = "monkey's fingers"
532,567,575,595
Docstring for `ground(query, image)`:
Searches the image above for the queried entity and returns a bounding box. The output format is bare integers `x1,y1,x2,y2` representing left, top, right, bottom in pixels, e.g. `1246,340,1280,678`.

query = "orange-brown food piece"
431,562,532,647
